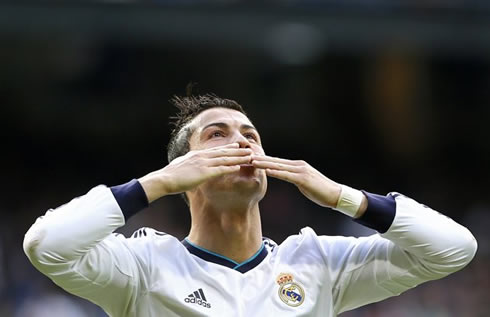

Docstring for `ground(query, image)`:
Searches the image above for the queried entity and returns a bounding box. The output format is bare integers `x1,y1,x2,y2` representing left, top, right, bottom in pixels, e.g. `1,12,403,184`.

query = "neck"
187,198,263,264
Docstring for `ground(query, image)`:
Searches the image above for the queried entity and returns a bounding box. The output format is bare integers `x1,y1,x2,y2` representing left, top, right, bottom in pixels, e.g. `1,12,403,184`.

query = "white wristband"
334,185,364,218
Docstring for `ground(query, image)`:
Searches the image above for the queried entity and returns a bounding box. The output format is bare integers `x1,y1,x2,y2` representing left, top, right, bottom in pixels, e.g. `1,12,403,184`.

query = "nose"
233,133,251,149
238,140,251,149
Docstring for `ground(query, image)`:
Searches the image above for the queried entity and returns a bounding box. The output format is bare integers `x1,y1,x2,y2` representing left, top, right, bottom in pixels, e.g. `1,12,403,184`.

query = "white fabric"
334,185,364,217
24,186,477,317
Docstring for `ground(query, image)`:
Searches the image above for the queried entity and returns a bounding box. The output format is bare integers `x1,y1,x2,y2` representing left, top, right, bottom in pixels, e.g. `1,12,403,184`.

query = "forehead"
191,107,254,130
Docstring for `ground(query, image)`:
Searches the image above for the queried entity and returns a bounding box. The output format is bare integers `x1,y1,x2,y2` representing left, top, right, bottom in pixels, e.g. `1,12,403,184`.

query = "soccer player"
24,94,477,316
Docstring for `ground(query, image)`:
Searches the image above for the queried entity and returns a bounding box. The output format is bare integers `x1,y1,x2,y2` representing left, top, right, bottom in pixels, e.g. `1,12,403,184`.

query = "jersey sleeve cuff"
110,179,149,221
354,191,396,233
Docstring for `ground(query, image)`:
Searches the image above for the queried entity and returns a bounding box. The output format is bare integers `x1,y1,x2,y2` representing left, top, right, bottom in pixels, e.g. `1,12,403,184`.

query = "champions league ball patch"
276,273,305,307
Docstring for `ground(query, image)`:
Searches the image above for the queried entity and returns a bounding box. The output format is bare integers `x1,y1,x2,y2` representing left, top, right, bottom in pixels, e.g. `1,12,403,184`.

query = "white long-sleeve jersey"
23,182,477,317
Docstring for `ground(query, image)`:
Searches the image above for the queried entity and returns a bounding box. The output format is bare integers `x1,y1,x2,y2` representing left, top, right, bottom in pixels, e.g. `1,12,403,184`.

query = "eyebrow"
201,122,257,132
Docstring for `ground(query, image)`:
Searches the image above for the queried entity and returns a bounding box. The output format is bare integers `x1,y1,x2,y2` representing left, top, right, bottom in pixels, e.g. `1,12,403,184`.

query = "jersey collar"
182,239,268,273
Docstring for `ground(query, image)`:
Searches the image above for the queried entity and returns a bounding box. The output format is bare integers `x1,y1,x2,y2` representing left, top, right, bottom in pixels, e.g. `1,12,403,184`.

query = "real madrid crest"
276,273,305,307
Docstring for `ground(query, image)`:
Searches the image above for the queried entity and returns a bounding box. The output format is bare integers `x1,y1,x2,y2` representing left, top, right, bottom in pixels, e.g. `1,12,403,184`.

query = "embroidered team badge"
276,273,305,307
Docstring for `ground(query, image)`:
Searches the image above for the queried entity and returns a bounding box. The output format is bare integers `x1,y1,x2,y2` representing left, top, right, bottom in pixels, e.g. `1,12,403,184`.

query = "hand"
140,143,252,202
251,155,341,208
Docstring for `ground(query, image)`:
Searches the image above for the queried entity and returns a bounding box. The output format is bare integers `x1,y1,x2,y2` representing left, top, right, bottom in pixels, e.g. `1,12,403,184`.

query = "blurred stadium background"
1,1,489,316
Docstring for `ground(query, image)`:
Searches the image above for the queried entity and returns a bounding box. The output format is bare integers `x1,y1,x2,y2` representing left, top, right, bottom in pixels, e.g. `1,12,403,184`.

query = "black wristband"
110,179,149,221
354,191,396,233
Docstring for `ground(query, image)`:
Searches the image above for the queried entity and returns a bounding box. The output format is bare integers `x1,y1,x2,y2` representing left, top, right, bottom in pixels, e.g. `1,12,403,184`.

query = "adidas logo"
184,288,211,308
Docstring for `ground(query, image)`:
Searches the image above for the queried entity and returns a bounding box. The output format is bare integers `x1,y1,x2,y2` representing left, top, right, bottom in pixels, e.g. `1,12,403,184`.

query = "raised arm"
23,143,253,315
251,154,477,313
326,192,477,313
23,184,146,316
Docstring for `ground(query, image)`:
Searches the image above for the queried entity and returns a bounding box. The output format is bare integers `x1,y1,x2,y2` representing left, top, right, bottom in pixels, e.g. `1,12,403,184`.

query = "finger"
209,165,241,176
206,147,253,158
197,142,240,154
251,154,303,166
208,155,252,167
252,160,302,173
214,142,240,149
264,168,300,184
210,143,242,152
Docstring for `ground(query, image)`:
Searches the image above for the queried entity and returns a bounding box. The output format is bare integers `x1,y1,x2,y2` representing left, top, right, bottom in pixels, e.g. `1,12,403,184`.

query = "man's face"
187,107,267,204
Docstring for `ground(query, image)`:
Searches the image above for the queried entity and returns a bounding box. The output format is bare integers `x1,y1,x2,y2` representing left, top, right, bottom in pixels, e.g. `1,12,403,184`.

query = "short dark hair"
167,93,247,205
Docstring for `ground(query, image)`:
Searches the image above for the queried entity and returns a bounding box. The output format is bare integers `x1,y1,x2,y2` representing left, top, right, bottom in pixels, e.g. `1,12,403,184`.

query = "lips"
239,164,256,177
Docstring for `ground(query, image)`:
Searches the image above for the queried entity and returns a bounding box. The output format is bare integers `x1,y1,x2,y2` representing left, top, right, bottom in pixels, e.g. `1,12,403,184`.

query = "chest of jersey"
140,246,334,316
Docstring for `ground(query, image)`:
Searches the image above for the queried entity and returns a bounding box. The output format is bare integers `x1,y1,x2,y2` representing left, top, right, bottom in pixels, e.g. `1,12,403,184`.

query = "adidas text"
184,288,211,308
184,297,211,308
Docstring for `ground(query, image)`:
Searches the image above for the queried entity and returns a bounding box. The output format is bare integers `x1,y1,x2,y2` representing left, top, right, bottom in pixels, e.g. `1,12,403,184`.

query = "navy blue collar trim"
181,239,268,273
